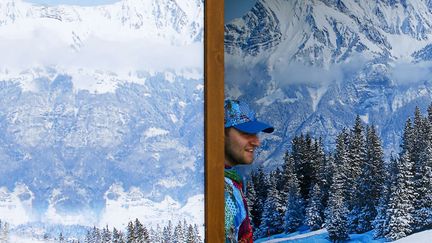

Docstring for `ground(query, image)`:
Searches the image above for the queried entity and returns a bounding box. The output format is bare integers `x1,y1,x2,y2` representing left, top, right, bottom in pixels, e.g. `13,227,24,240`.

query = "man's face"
225,127,260,167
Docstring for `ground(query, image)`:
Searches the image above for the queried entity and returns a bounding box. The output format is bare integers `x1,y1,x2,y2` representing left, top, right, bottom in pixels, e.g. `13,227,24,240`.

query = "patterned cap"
224,99,274,134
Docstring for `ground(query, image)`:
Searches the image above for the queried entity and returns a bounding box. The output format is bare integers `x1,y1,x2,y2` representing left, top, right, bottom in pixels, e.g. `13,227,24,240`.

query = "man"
224,99,274,242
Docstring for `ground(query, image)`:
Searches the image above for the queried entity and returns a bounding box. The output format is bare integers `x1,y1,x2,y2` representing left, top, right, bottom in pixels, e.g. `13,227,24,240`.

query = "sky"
225,0,258,23
25,0,119,6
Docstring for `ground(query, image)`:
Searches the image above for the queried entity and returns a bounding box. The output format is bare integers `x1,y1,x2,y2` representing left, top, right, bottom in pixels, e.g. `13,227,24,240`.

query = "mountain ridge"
0,0,203,47
225,0,432,166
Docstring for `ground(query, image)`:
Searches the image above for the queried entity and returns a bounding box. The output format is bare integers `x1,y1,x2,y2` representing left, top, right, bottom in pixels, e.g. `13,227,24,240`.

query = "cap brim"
234,120,274,134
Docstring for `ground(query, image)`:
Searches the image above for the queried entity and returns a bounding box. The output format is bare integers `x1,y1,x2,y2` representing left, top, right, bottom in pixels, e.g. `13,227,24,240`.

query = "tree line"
246,105,432,242
83,219,202,243
0,218,202,243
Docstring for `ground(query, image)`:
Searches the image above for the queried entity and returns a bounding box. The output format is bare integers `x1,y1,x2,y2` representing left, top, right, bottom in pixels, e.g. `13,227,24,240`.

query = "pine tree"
346,116,367,232
134,219,143,242
258,171,285,236
283,155,304,233
127,221,135,243
304,183,324,230
162,226,169,242
101,225,111,243
411,109,428,225
120,230,127,243
291,134,316,201
95,227,102,243
185,224,195,243
85,230,92,243
112,228,122,243
303,138,327,231
173,221,184,243
372,155,395,239
326,130,350,242
274,152,291,218
326,168,349,242
312,138,327,190
412,124,432,231
427,103,432,123
167,220,173,241
162,221,173,243
134,218,149,242
90,226,101,243
251,165,268,229
319,153,334,214
384,150,415,241
142,225,150,242
310,138,325,192
412,107,424,165
182,220,188,241
59,232,65,243
354,125,385,233
400,119,415,162
274,166,287,201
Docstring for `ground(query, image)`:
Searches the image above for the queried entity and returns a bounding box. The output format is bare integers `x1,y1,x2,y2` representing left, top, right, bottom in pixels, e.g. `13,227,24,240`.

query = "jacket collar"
224,165,242,184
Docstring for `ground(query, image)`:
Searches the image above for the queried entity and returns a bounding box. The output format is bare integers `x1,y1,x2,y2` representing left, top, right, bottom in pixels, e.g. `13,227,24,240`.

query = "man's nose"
250,135,260,147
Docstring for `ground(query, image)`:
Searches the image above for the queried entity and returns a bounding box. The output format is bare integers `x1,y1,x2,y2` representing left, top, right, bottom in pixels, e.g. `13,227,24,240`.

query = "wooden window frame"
204,0,225,242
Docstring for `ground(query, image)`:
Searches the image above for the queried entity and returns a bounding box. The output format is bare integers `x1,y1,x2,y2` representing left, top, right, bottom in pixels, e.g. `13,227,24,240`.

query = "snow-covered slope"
256,228,432,242
225,0,432,164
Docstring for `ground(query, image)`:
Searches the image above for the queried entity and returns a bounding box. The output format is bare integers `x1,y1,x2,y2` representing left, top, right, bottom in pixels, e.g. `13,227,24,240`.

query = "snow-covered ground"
394,230,432,243
257,229,432,243
9,237,50,243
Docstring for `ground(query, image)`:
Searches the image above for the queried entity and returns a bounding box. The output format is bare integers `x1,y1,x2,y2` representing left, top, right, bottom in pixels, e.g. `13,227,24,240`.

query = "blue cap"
224,99,274,134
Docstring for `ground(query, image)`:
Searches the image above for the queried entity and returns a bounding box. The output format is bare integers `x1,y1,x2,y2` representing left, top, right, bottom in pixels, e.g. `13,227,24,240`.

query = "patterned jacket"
224,166,253,243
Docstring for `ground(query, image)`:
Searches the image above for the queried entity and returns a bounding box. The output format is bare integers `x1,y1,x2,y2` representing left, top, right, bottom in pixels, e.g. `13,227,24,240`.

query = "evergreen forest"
247,105,432,242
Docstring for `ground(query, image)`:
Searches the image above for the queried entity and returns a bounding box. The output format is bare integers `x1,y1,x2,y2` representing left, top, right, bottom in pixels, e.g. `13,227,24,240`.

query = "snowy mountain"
0,0,204,235
100,183,204,232
3,190,203,241
0,0,203,45
225,0,432,165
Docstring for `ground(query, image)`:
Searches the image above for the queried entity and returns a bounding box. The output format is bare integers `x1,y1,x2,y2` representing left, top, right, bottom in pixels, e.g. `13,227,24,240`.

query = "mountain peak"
0,0,203,46
226,0,432,66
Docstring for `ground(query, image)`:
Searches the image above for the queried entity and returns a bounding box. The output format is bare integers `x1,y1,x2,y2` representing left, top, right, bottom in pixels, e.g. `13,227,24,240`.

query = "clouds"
0,7,203,74
272,61,344,86
0,31,203,73
271,55,371,87
389,60,432,85
71,37,203,72
225,53,369,89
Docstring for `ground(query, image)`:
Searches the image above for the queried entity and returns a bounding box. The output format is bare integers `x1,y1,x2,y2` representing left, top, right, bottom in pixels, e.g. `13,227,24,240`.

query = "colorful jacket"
225,166,253,243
